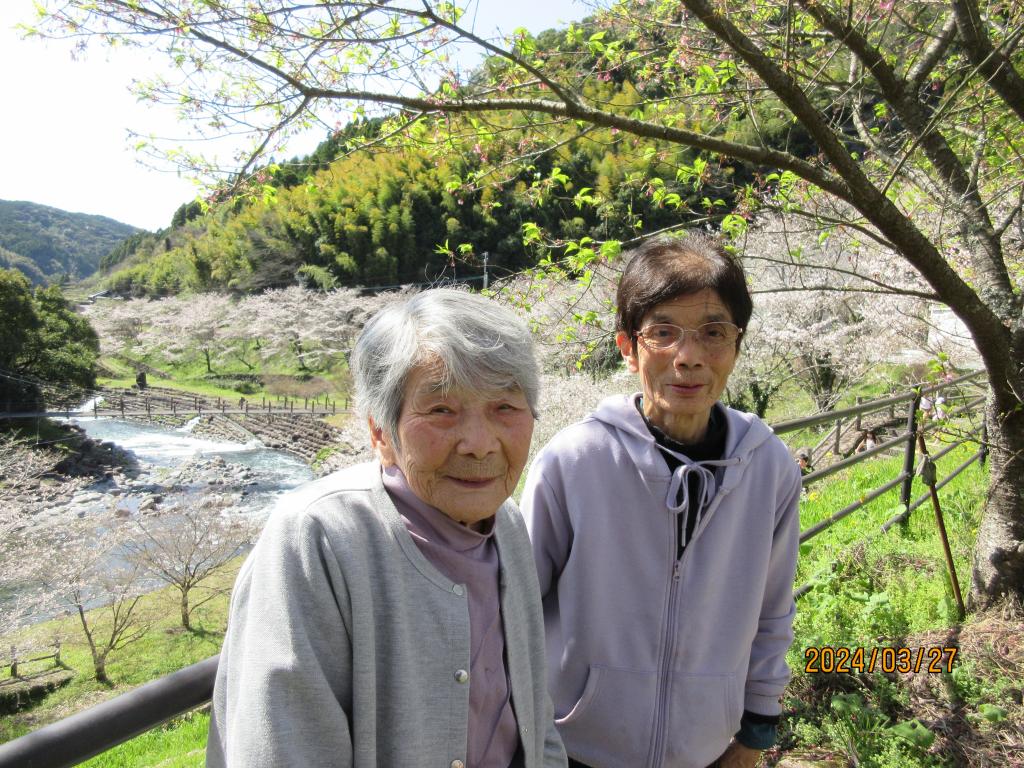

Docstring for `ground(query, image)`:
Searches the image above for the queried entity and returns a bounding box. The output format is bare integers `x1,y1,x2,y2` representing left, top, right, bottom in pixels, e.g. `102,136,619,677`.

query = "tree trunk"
76,603,108,684
181,591,191,631
970,387,1024,608
89,644,110,684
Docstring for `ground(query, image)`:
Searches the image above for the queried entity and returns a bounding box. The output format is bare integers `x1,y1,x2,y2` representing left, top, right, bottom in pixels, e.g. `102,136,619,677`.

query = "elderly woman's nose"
672,332,705,364
455,412,501,456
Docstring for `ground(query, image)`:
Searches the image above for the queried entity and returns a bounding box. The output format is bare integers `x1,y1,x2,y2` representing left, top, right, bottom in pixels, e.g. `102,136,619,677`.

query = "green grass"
792,439,984,650
96,374,263,402
97,348,353,404
80,710,209,768
0,565,239,744
781,437,992,768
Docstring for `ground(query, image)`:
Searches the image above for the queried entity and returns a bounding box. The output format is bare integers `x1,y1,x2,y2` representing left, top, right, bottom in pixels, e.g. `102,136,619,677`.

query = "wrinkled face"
370,363,535,527
616,288,739,444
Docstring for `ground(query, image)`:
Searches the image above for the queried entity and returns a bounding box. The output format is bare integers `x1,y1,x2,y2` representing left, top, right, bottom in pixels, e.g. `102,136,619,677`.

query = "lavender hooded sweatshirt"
521,394,801,768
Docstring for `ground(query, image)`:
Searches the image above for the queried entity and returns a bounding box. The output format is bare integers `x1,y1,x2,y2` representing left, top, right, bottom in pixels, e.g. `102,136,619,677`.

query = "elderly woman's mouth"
446,476,500,488
668,383,704,393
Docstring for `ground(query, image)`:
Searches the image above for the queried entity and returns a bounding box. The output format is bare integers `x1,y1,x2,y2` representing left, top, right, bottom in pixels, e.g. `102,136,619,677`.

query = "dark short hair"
616,233,752,348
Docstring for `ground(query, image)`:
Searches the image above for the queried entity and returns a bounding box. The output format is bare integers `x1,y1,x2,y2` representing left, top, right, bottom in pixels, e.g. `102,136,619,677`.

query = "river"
70,416,314,511
1,417,314,628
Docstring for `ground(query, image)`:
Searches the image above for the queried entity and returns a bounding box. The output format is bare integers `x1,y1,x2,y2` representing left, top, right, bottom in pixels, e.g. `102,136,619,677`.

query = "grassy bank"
0,565,239,750
779,440,1023,767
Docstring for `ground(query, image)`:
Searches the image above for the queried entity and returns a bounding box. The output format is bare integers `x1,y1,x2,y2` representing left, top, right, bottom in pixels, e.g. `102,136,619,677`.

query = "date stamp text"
804,645,958,674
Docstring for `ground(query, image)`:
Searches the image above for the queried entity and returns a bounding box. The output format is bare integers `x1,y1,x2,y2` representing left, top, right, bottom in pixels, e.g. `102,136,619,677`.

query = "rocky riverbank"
1,424,139,526
1,416,317,537
2,380,377,535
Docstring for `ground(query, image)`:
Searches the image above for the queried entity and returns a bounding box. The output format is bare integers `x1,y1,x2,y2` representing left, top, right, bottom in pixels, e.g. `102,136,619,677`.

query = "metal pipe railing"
801,432,912,486
799,473,908,544
771,369,985,435
0,655,218,768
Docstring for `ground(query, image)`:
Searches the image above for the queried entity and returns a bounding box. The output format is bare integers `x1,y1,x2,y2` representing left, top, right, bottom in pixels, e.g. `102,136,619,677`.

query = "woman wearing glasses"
522,235,801,768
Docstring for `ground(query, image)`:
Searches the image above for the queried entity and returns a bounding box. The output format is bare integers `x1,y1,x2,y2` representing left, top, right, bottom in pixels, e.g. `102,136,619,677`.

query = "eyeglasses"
635,322,743,351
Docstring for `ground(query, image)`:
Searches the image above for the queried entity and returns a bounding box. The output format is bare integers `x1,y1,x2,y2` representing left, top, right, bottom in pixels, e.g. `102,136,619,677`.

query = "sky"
0,1,586,232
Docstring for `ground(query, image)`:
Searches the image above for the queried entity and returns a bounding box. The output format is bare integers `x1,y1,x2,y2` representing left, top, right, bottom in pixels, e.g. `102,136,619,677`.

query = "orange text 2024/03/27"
804,645,959,675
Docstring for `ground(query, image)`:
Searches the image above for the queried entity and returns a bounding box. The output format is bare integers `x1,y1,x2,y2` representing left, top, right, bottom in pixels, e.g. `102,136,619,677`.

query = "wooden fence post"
833,418,842,456
916,432,966,620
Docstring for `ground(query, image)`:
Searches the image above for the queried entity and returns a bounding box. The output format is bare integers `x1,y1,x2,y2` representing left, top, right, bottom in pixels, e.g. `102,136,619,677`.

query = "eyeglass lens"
640,322,738,349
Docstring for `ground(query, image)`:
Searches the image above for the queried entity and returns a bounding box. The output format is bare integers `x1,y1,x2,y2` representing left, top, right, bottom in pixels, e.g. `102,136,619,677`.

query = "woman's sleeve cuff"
735,709,779,750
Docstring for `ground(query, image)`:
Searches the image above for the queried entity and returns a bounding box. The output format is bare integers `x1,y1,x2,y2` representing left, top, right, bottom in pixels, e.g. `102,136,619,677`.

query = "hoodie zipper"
650,520,684,766
649,466,735,766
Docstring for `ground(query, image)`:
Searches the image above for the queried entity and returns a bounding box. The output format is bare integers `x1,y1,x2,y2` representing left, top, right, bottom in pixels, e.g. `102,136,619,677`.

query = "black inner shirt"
636,398,728,559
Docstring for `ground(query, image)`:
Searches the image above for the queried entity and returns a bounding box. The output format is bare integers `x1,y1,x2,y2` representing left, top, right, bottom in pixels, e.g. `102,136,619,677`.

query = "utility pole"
482,251,489,290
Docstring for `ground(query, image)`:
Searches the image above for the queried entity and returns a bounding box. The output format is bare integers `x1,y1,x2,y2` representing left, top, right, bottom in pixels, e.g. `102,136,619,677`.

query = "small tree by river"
12,514,150,684
124,493,258,631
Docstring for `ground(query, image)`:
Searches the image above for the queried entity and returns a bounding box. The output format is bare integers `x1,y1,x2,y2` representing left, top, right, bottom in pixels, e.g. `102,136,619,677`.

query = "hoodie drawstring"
657,445,741,526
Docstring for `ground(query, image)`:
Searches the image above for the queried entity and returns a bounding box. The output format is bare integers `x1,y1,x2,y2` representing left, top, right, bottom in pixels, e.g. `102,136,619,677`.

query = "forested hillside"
0,200,140,283
97,23,773,297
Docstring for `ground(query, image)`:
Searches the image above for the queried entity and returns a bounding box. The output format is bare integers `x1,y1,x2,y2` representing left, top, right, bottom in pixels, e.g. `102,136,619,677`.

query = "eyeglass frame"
633,321,744,352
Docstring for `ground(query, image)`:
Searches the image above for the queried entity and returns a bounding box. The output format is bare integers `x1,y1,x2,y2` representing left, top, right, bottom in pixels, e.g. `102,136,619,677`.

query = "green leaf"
979,703,1007,723
522,222,542,245
888,719,935,748
830,693,865,717
600,240,621,261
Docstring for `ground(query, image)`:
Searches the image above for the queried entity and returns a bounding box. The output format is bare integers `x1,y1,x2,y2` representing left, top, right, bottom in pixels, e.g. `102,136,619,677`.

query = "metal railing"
0,657,217,768
0,371,990,768
777,370,986,547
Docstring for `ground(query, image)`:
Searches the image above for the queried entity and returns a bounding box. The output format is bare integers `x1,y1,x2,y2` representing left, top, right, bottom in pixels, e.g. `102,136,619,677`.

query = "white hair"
351,288,539,443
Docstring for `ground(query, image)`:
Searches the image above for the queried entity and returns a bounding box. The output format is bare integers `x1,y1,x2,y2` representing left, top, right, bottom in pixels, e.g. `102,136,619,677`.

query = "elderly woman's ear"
615,330,640,372
368,419,398,467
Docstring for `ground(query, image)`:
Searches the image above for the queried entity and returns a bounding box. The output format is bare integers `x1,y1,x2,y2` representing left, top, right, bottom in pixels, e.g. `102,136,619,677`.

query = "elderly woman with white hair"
207,289,566,768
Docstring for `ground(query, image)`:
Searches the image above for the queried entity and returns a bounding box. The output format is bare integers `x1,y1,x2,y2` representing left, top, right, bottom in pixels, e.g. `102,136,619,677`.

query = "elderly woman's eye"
703,324,726,339
429,405,454,414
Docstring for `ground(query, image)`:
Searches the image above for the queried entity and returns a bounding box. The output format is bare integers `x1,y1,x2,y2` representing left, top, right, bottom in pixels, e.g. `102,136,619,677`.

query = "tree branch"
952,0,1024,122
678,0,1003,355
906,11,958,92
792,0,1016,306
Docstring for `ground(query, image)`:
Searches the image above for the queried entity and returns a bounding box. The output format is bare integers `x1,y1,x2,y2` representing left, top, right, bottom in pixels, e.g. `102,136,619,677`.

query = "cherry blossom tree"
737,215,931,413
124,494,257,631
13,514,150,683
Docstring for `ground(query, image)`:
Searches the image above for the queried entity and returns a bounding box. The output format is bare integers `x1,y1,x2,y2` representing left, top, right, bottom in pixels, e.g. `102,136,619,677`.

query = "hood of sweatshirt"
588,393,777,512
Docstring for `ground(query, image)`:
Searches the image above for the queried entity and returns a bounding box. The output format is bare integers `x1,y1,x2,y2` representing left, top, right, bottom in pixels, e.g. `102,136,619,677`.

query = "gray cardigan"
207,462,566,768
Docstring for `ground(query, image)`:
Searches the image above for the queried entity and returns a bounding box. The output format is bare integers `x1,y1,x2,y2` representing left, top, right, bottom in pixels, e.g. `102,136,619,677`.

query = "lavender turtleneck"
381,464,520,768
